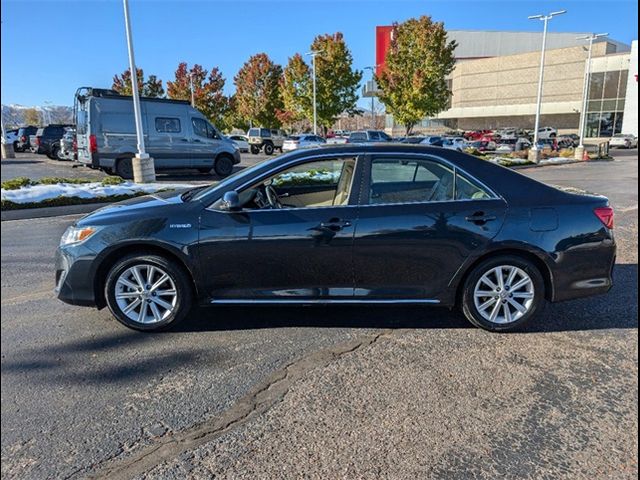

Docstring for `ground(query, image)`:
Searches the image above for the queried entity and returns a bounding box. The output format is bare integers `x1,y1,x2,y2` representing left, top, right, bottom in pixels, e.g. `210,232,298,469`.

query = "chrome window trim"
205,150,503,213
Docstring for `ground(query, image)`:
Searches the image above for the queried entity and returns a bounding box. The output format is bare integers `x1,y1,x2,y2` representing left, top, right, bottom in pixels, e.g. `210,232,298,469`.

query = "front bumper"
55,245,98,307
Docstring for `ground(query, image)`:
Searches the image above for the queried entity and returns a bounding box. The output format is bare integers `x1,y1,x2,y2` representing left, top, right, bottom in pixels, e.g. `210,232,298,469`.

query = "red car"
464,129,494,141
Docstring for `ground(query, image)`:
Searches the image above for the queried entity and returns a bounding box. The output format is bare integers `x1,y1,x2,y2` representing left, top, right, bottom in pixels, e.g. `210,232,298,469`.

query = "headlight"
60,226,100,246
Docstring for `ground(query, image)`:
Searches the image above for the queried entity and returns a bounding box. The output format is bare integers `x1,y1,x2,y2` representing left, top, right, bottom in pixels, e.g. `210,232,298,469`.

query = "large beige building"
380,31,637,138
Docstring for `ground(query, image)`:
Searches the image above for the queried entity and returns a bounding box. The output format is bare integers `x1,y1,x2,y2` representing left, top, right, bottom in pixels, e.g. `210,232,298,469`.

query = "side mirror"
221,191,241,211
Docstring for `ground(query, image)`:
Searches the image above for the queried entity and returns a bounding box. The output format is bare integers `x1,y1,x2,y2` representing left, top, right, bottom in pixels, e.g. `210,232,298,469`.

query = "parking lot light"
306,50,323,135
577,33,609,150
528,9,567,163
122,0,155,182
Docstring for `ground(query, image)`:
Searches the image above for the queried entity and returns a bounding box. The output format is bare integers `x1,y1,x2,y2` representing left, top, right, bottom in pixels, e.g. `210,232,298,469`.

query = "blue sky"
1,0,638,108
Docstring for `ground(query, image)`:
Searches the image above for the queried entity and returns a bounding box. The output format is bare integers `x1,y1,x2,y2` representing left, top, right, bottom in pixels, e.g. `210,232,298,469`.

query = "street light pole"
306,51,322,135
189,72,195,108
528,9,566,163
364,66,379,129
576,33,608,158
122,0,155,182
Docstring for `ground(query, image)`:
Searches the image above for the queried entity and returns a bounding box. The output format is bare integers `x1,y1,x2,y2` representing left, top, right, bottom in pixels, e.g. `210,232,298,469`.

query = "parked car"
464,130,493,141
282,134,326,152
495,138,532,153
400,136,427,144
57,127,76,161
74,88,240,178
15,125,38,152
30,124,72,158
441,137,467,151
347,130,392,143
247,128,286,155
467,140,498,152
609,133,638,149
537,126,557,139
226,135,249,153
561,133,580,147
420,136,444,147
55,144,616,333
2,128,19,149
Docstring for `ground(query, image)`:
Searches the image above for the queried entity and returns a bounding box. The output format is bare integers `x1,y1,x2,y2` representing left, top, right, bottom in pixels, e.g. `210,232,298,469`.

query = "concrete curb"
1,202,111,222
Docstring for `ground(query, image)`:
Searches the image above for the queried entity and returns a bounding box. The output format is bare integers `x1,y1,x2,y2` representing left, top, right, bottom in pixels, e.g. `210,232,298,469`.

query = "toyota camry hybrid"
55,144,616,332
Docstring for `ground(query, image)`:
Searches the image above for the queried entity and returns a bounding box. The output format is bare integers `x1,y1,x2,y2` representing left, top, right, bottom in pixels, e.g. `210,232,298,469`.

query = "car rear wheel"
214,154,234,177
461,255,545,332
115,156,134,179
105,254,193,331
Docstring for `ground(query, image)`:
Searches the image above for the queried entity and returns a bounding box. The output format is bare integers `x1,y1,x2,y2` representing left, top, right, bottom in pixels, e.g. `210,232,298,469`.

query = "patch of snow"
1,181,202,204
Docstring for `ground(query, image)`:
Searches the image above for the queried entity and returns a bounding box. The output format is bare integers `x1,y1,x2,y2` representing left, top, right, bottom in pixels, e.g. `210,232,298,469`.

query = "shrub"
38,177,99,185
559,149,574,158
1,177,32,190
101,176,125,186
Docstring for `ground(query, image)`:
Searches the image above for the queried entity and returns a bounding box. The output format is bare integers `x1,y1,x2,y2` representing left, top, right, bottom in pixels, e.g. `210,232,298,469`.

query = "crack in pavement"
86,330,393,480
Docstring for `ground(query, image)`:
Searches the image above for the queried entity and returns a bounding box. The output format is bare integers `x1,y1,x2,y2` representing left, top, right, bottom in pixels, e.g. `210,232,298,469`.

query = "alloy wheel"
114,264,178,324
473,265,535,324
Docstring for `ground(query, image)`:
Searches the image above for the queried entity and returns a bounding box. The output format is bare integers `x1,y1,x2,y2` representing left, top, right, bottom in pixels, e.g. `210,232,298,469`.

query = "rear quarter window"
155,117,181,133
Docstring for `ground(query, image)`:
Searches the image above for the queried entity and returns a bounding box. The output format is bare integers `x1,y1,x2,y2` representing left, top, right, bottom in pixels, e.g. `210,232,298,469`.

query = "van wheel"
214,154,234,177
263,143,274,155
250,145,260,155
116,157,134,180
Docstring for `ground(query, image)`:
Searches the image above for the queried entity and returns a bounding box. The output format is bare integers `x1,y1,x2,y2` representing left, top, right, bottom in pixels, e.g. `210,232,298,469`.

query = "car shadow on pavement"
0,329,224,385
176,264,637,334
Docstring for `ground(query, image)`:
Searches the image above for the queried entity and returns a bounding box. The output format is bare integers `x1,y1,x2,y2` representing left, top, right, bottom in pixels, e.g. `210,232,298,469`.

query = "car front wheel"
461,255,545,332
104,254,193,331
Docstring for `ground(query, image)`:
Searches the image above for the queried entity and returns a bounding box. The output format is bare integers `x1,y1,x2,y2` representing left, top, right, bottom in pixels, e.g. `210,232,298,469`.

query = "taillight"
89,134,98,153
20,135,26,142
72,137,77,152
594,207,614,229
35,136,41,146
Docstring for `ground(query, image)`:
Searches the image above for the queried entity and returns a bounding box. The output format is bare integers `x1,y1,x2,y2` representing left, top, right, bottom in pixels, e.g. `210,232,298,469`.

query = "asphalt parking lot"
1,150,638,479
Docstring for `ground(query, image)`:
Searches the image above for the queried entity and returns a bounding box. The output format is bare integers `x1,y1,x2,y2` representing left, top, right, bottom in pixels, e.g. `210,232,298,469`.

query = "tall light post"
122,0,155,182
306,50,322,135
576,32,608,160
189,71,195,108
364,65,379,129
528,9,566,163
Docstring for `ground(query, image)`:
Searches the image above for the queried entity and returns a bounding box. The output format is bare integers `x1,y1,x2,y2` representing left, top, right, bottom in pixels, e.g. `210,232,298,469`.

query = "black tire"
198,167,212,174
461,255,545,332
263,142,274,155
115,156,134,180
48,146,60,160
104,254,193,332
250,145,260,155
214,154,234,177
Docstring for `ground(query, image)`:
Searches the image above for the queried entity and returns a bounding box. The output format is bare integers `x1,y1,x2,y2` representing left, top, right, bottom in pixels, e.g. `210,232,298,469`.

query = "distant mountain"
1,104,73,128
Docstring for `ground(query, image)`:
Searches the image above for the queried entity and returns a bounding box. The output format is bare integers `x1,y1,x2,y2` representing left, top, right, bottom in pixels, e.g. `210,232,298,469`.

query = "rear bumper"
550,240,616,302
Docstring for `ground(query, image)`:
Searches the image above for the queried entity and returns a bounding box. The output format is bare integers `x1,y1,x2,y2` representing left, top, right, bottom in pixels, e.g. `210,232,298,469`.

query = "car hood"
77,189,190,226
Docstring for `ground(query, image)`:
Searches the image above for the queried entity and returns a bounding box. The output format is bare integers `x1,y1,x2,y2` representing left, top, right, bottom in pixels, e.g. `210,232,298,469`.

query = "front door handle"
465,212,497,225
319,219,352,232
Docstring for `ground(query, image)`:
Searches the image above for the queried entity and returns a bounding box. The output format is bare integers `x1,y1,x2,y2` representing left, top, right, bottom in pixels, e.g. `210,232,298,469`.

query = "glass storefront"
586,69,628,137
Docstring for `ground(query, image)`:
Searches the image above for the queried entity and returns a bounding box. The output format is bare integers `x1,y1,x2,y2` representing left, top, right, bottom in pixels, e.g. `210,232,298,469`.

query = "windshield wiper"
181,185,208,202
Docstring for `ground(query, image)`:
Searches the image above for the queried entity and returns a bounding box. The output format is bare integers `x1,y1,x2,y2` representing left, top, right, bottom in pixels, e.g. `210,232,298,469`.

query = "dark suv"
16,125,38,152
31,124,72,158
